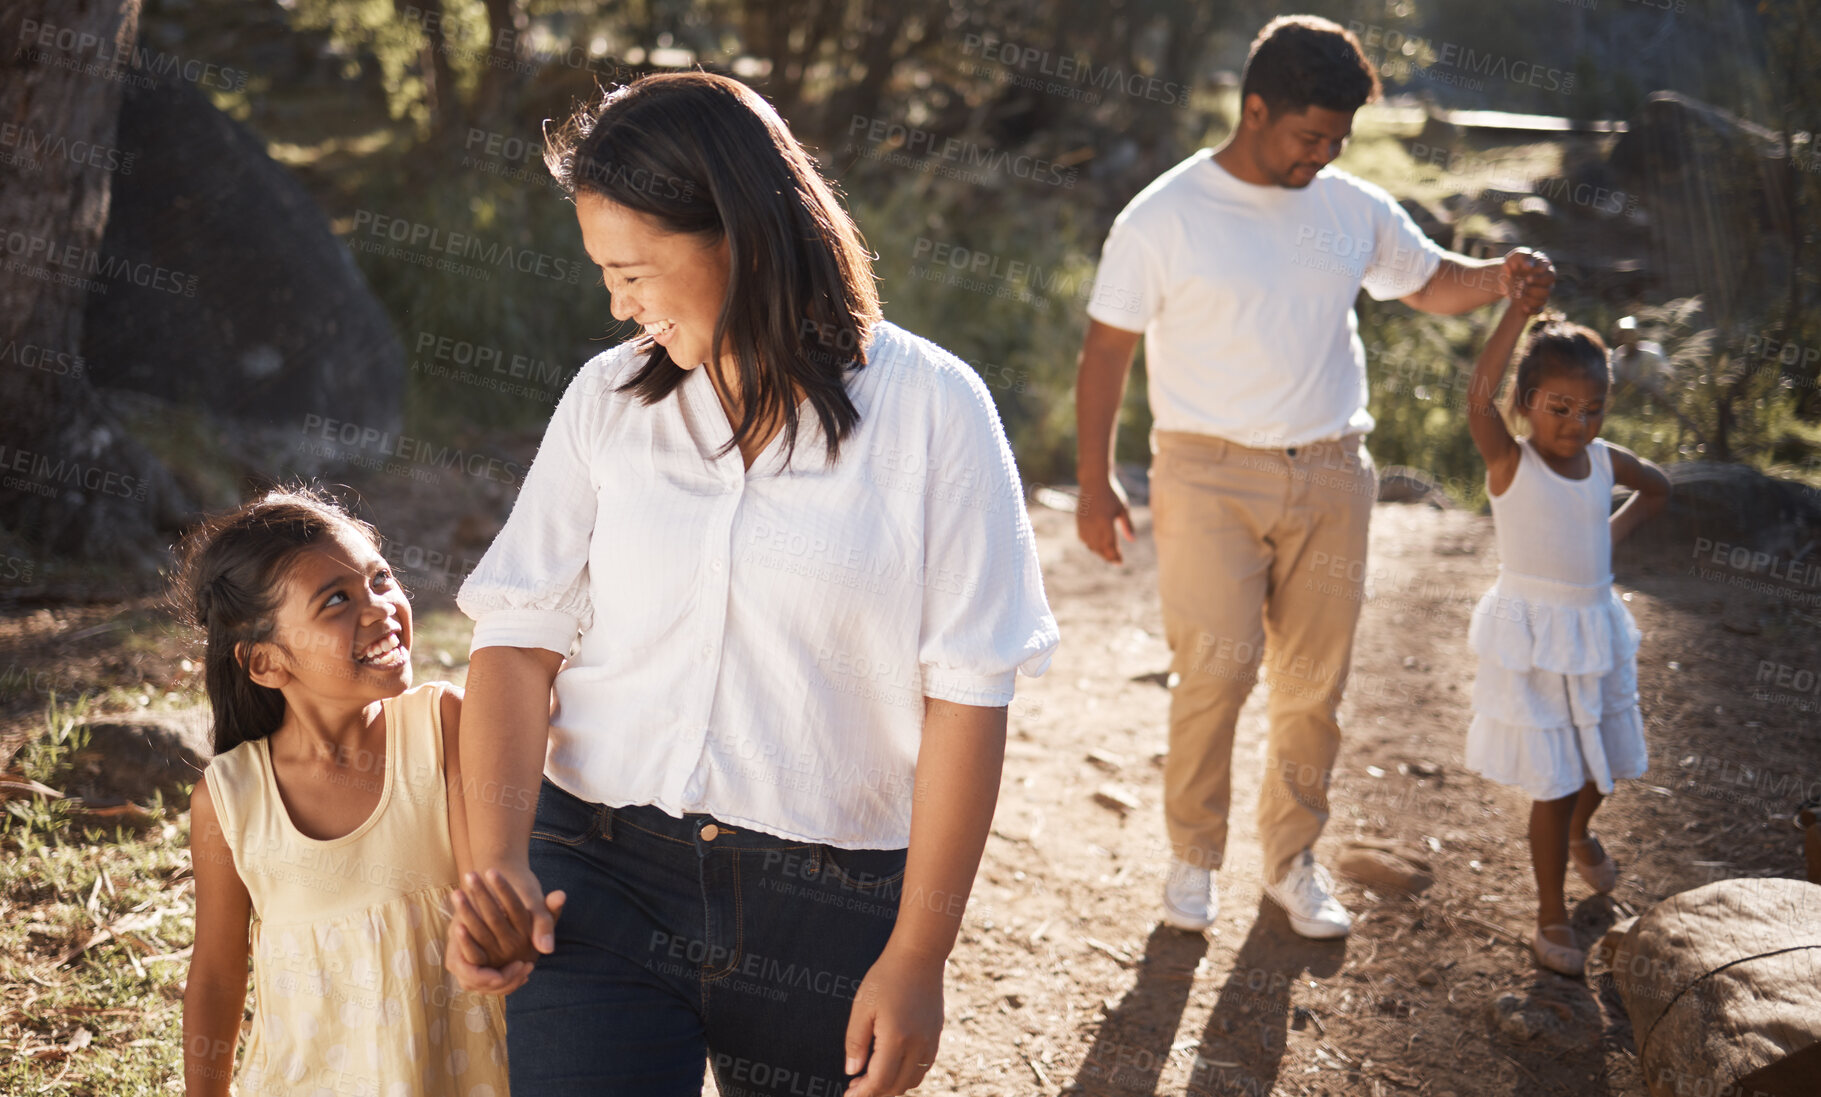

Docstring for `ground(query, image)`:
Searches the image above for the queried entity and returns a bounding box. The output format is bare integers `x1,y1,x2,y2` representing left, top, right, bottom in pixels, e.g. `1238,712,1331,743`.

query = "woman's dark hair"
172,487,379,754
544,72,881,466
1240,15,1381,116
1506,313,1611,418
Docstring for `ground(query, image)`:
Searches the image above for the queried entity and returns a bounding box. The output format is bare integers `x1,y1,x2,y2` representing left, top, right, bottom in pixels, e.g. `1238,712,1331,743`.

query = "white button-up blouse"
457,321,1060,848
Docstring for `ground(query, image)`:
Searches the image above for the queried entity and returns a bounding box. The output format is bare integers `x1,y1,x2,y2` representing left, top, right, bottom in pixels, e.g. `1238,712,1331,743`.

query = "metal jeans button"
699,823,720,842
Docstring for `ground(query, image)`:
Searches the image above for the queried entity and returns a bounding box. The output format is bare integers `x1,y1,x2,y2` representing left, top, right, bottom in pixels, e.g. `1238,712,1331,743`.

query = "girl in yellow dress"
177,488,530,1095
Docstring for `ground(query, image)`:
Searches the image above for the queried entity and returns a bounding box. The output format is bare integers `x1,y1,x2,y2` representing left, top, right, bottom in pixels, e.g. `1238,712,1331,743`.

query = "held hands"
1075,475,1135,564
1500,247,1555,316
843,944,946,1097
443,866,566,996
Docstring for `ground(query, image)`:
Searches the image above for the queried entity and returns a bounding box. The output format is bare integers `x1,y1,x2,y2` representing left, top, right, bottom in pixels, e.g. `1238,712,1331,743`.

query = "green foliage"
3,695,92,841
1358,299,1489,506
346,151,609,436
286,0,491,131
148,0,1819,493
843,168,1142,484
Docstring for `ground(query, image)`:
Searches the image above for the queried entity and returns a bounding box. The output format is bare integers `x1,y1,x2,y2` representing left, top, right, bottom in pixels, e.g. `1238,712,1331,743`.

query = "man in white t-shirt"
1074,15,1553,939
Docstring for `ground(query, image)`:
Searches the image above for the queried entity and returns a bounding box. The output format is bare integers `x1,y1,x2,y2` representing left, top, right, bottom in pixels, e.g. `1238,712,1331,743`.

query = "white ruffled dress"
1465,438,1648,802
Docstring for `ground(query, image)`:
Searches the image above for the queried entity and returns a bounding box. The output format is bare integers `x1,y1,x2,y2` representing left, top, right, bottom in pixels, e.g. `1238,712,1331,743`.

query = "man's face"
1245,98,1355,188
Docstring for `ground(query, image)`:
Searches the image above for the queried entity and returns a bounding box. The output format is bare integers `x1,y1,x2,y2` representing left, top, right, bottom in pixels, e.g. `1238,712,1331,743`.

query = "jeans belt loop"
597,803,614,841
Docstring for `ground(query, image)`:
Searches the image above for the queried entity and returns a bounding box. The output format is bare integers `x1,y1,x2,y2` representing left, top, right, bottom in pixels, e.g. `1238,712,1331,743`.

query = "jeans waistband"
611,802,829,852
542,781,846,853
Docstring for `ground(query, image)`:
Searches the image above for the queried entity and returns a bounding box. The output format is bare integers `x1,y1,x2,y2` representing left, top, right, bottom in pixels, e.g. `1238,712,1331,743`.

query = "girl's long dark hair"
544,72,881,466
172,487,379,754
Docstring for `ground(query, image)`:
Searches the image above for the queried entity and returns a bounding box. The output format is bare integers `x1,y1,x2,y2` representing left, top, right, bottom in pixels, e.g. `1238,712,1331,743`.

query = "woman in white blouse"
444,72,1058,1097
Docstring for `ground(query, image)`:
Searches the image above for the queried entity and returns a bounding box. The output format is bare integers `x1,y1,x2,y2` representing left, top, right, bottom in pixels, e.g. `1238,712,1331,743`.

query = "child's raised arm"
1607,443,1671,545
183,774,251,1097
1467,254,1550,494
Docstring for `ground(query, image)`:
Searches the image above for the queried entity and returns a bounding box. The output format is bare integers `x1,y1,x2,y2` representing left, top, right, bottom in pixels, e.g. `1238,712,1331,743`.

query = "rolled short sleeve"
915,365,1061,707
1361,191,1446,301
1086,216,1164,333
457,353,622,656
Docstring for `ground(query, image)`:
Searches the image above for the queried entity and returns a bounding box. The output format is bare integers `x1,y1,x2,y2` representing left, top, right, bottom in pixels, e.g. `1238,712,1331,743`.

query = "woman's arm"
183,776,251,1096
447,645,564,970
1607,443,1671,545
440,683,540,993
844,697,1006,1097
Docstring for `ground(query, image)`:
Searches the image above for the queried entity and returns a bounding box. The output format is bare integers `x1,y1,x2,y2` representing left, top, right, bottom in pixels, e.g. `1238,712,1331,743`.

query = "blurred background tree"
4,0,1818,559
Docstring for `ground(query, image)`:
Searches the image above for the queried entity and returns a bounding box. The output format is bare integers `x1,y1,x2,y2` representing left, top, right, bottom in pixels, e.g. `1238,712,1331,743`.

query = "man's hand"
1501,248,1555,314
1074,475,1135,564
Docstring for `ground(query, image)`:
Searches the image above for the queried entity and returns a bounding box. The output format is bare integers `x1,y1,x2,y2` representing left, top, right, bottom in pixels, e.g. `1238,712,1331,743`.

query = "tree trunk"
0,0,187,566
744,0,841,123
472,0,528,127
835,0,912,136
395,0,463,139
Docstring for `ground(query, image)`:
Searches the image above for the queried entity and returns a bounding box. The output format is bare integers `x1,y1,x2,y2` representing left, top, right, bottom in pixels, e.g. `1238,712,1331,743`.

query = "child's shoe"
1569,834,1618,893
1532,924,1585,977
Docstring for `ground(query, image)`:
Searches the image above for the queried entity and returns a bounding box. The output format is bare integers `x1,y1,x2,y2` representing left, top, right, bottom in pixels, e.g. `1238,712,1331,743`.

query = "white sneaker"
1263,850,1352,939
1162,858,1218,931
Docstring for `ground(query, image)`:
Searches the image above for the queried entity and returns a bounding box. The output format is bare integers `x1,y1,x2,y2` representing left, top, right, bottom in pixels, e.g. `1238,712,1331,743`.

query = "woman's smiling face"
576,192,731,371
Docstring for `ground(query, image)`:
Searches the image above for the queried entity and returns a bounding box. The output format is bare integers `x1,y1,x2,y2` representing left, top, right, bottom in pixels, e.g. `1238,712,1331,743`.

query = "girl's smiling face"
575,192,731,372
252,524,413,701
1522,371,1607,462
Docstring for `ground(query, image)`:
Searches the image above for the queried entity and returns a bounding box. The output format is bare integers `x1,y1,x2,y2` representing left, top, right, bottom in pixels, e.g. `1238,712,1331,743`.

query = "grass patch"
406,609,476,687
4,697,198,1093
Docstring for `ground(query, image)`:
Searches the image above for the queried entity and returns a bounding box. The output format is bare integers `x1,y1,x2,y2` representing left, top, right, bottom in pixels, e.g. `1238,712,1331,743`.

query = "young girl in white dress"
1463,269,1671,977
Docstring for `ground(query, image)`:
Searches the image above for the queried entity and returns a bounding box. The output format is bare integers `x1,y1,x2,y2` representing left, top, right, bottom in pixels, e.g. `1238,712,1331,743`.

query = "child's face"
1522,372,1607,461
260,524,414,702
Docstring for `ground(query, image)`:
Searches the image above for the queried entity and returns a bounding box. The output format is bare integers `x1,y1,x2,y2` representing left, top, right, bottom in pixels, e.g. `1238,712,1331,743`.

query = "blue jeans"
507,779,906,1096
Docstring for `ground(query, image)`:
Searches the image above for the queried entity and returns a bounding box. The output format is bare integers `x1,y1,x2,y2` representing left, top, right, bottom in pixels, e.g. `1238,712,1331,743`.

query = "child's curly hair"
1504,310,1611,419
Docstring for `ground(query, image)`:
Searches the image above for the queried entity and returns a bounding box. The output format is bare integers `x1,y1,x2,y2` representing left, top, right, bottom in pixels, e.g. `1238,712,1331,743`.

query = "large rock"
81,78,403,436
1616,461,1821,567
66,709,211,809
1608,92,1795,326
1609,877,1821,1097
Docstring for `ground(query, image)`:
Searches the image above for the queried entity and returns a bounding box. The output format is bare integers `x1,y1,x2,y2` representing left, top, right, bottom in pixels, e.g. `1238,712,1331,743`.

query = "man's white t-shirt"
1086,148,1446,448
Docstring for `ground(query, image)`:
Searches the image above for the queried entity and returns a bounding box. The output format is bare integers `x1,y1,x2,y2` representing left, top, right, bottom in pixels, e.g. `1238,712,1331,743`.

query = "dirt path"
912,499,1815,1097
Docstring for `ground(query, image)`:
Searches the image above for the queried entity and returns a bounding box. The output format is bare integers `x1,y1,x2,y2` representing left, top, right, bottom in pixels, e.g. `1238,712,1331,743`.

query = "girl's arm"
183,775,251,1097
1466,299,1530,497
844,697,1006,1097
1607,443,1671,545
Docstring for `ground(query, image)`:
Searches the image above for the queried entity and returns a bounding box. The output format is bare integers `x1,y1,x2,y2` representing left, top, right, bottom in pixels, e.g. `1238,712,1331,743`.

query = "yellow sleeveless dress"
206,682,510,1096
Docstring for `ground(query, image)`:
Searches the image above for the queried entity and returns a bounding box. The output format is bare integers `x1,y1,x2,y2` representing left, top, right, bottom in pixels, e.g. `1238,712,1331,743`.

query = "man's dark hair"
1240,15,1381,116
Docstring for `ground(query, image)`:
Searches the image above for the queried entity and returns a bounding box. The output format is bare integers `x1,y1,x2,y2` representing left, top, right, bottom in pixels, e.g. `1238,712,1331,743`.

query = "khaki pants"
1150,430,1376,885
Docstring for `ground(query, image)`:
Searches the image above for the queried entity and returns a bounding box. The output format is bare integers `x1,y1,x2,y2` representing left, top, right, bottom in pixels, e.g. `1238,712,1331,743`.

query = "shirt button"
711,560,723,572
699,823,720,842
700,643,714,657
